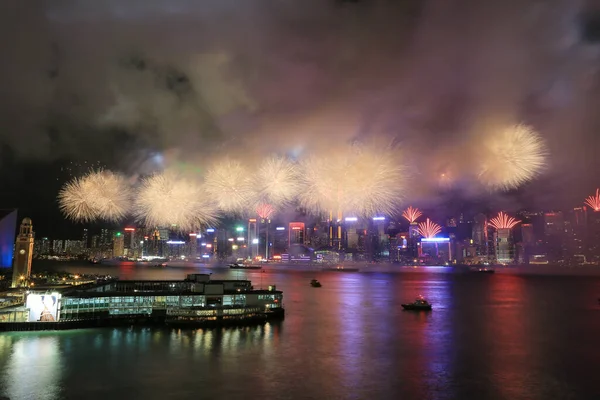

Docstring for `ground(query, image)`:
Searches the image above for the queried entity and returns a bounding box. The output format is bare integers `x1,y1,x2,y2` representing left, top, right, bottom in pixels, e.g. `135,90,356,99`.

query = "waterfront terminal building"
0,274,284,330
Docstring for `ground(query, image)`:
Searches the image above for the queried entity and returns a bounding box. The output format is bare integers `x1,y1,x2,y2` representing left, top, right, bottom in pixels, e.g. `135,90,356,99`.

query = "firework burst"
402,206,422,224
58,177,101,222
256,203,275,220
488,212,520,229
417,218,442,238
204,159,254,214
477,124,547,191
253,156,301,208
298,143,407,216
585,189,600,211
58,170,131,222
134,173,218,232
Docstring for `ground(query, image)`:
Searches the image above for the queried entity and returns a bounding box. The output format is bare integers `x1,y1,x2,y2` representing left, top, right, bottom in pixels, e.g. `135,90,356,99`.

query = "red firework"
402,206,422,224
417,218,442,238
585,189,600,212
488,212,520,230
256,203,275,219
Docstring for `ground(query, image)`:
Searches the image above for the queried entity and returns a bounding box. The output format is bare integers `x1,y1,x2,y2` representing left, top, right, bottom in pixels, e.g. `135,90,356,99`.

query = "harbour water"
1,262,600,399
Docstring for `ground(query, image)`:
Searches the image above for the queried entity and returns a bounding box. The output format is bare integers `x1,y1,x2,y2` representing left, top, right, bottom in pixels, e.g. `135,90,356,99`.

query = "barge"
0,274,284,332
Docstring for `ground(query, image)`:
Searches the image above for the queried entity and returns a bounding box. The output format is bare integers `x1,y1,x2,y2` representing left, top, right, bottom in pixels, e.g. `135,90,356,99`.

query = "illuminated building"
472,213,488,257
91,235,99,249
189,233,198,259
0,275,284,327
123,228,135,250
112,232,125,258
289,222,305,247
34,237,50,256
418,237,452,263
272,226,288,256
345,217,359,250
520,223,535,263
493,228,515,263
0,209,17,269
543,212,565,263
52,240,63,254
408,223,420,239
587,209,600,261
248,219,258,258
82,228,88,249
328,220,342,250
12,218,34,287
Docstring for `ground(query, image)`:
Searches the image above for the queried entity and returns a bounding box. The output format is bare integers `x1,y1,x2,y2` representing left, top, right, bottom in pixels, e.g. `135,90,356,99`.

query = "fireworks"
253,156,301,208
402,206,422,224
417,218,442,238
488,211,520,230
58,177,101,222
477,124,547,191
256,203,275,220
298,143,407,216
204,159,254,214
58,170,131,222
585,189,600,211
134,173,218,232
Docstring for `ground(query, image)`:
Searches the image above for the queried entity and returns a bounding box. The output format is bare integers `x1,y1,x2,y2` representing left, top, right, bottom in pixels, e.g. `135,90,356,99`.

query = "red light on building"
189,233,197,236
288,222,305,246
124,228,135,231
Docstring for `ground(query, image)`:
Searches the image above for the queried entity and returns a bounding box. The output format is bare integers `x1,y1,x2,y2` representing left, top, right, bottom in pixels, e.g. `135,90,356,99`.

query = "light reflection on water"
0,265,599,399
1,335,63,400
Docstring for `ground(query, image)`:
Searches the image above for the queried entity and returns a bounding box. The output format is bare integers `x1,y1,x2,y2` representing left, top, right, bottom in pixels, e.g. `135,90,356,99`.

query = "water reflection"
2,335,64,400
1,271,599,399
392,276,455,399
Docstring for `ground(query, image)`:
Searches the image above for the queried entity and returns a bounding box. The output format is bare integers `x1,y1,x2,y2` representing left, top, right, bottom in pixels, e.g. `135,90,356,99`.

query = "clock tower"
12,217,34,288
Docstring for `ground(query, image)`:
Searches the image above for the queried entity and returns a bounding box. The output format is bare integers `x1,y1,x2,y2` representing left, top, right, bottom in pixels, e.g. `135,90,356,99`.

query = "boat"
229,263,262,270
310,279,322,288
322,266,359,272
401,296,432,311
472,267,495,273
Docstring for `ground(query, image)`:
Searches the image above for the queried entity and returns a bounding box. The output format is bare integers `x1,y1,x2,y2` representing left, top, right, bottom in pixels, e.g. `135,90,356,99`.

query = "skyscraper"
82,228,88,249
543,212,565,263
494,228,515,264
113,232,125,258
472,213,488,257
289,222,305,247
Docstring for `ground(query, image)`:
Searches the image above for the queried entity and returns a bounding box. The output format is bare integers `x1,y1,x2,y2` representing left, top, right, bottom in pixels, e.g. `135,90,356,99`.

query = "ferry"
229,263,262,270
0,274,284,331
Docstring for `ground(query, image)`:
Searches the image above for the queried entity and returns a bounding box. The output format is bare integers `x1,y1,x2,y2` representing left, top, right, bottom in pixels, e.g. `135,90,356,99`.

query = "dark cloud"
1,0,600,210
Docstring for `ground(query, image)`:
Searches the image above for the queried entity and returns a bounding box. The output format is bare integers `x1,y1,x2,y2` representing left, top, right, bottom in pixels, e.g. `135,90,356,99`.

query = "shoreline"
27,260,600,276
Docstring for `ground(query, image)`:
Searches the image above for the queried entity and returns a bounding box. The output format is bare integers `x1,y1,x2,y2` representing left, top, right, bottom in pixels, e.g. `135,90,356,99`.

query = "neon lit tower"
489,212,520,264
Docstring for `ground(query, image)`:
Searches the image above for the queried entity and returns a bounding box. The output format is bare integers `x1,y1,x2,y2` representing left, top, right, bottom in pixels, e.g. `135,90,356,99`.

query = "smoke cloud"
1,0,600,209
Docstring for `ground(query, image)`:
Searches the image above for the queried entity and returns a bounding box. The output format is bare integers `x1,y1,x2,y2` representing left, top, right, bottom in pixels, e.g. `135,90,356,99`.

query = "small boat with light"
471,266,495,274
322,266,359,272
401,296,432,311
310,279,322,288
229,263,262,270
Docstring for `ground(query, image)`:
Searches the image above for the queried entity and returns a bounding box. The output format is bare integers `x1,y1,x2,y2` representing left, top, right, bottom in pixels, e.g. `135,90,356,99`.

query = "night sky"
2,1,600,237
